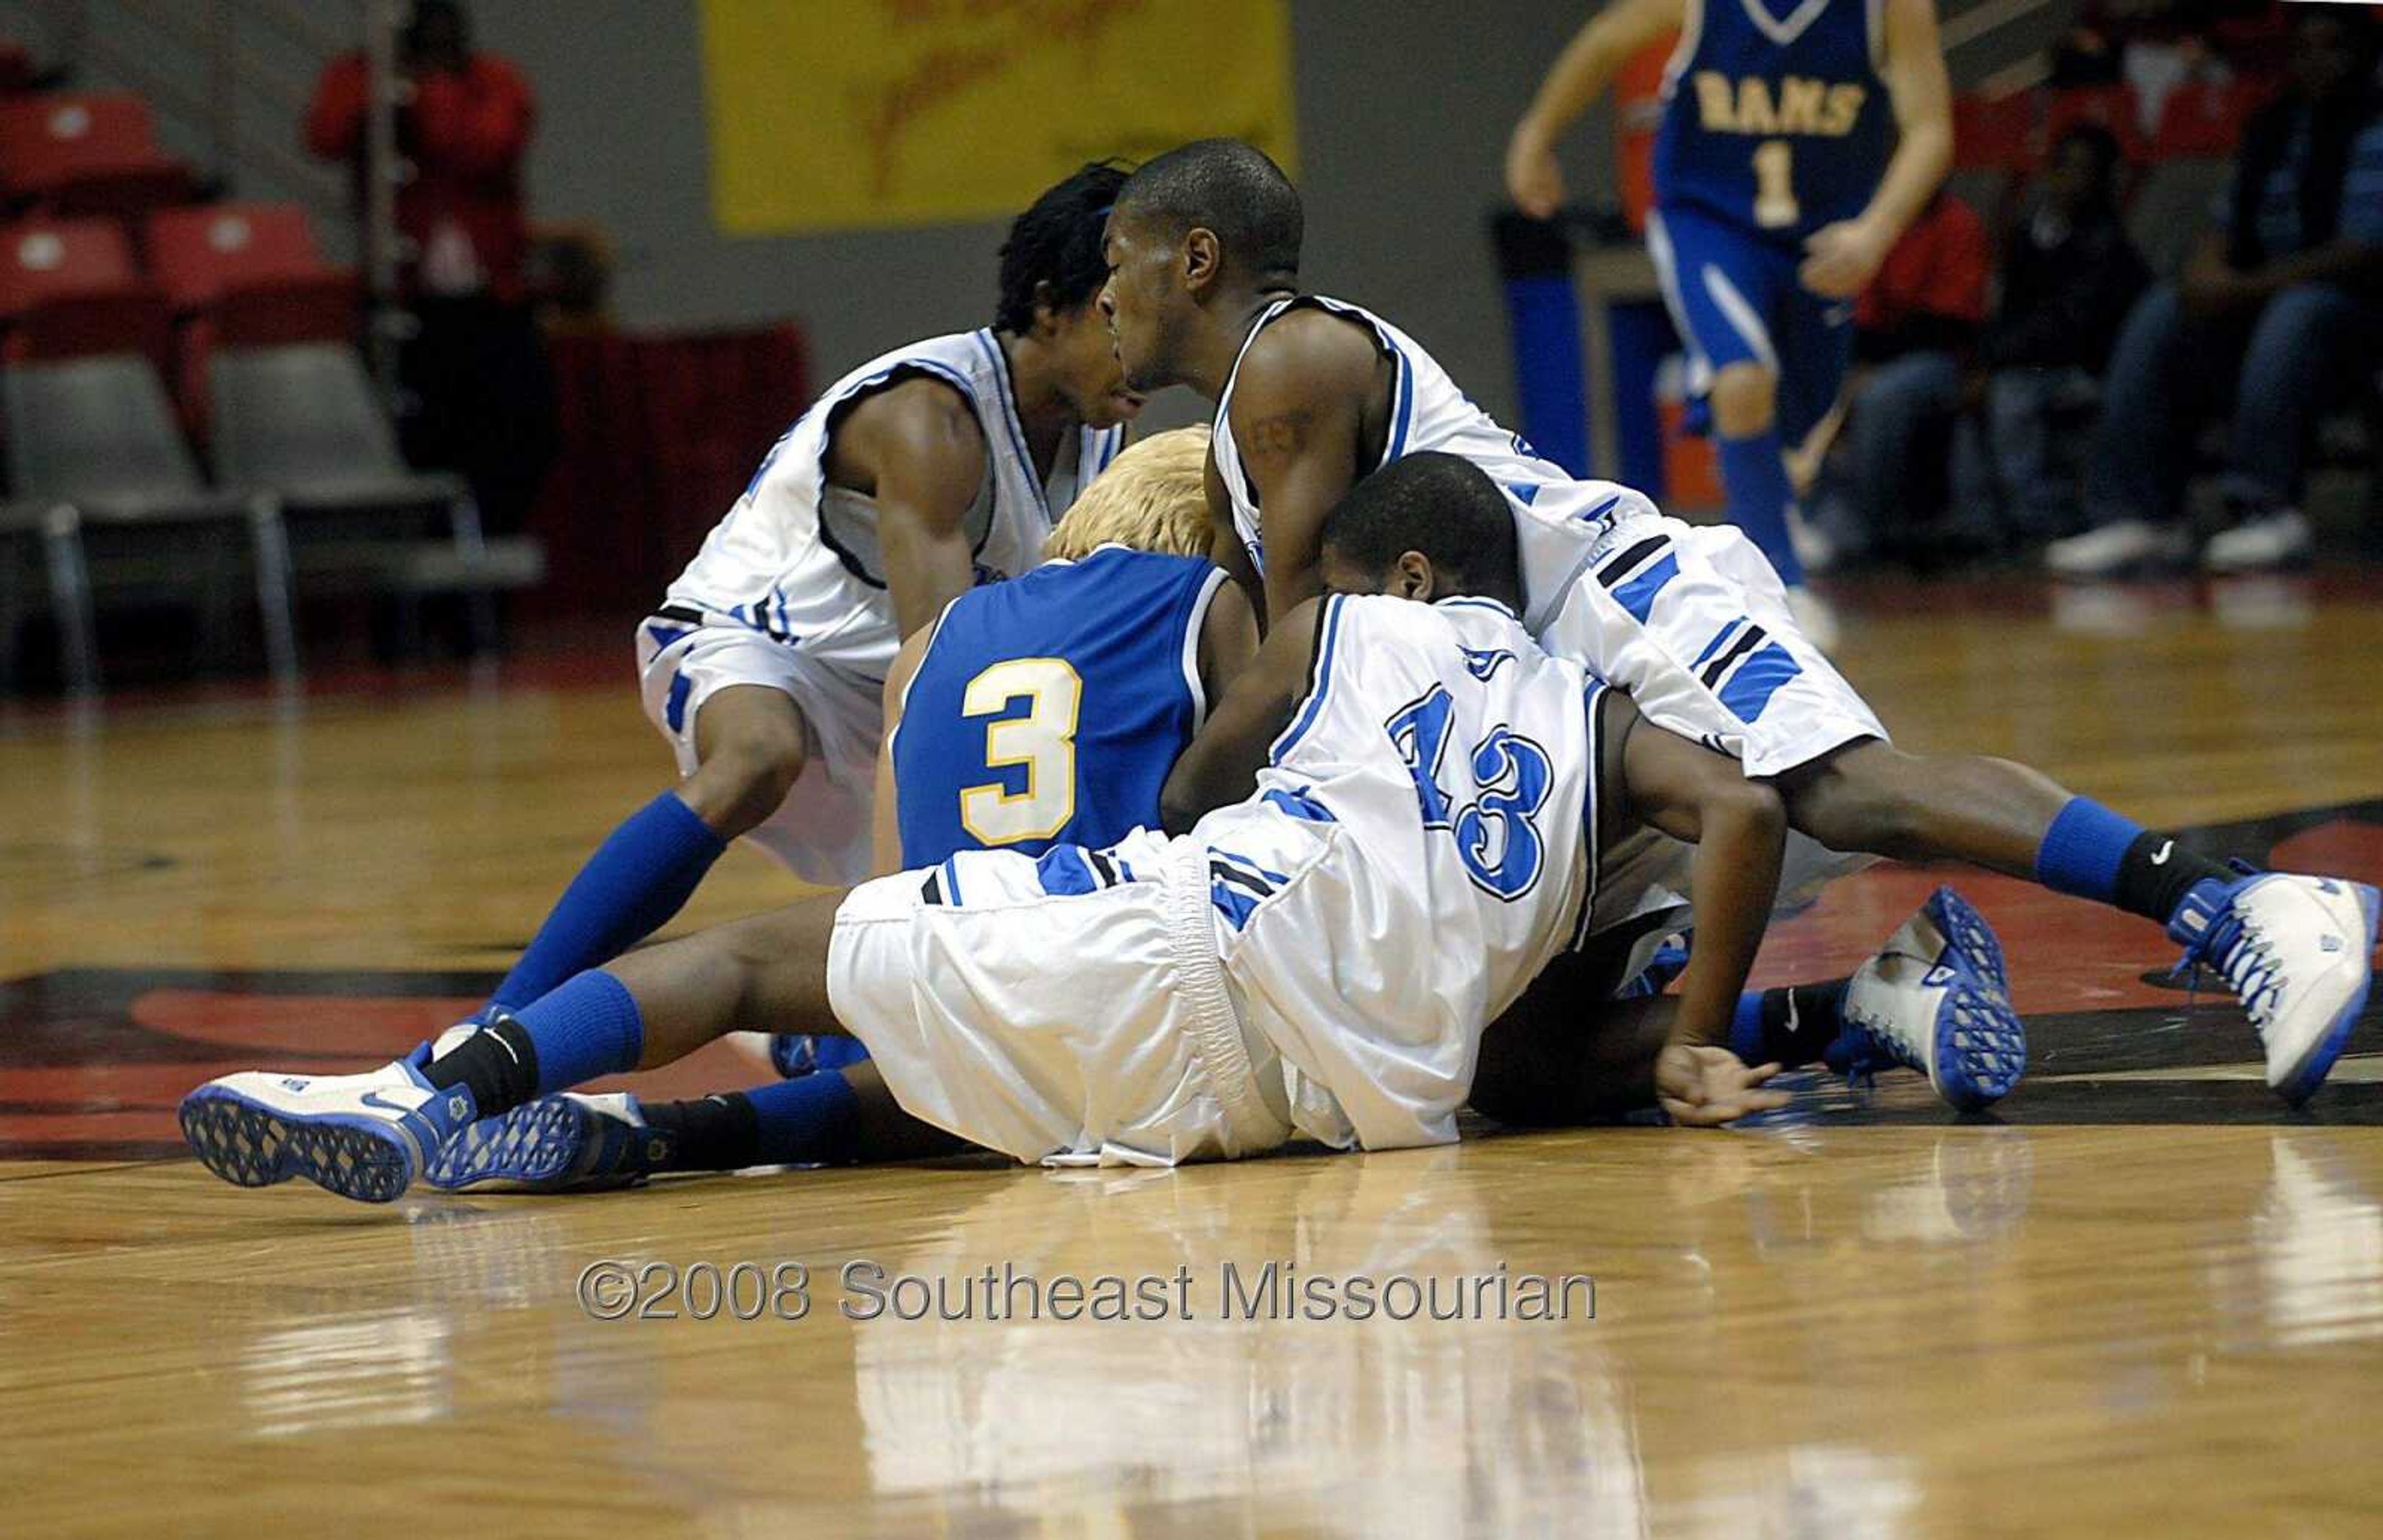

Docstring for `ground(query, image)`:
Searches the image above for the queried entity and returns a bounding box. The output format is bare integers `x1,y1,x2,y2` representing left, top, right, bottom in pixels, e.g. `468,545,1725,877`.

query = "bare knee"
1708,363,1778,439
684,689,808,837
1780,740,1930,858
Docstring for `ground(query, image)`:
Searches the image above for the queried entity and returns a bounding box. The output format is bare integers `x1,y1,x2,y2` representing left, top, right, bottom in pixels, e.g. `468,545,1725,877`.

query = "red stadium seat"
146,204,335,311
0,92,192,218
12,288,174,373
1952,92,2036,173
147,204,357,435
0,215,141,323
0,216,170,370
2153,77,2279,161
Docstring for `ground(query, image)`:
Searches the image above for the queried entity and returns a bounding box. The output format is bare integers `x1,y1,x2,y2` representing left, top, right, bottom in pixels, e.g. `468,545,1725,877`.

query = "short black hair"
1115,138,1302,283
995,161,1130,334
1320,452,1520,605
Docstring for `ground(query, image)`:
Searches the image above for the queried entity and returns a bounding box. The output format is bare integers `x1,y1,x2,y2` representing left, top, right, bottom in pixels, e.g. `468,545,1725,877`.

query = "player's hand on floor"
1505,127,1565,220
1797,218,1889,299
1655,1045,1792,1127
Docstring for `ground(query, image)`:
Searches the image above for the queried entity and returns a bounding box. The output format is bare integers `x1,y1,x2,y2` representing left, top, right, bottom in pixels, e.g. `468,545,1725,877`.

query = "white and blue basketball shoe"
1838,887,2027,1112
2168,869,2379,1106
425,1093,672,1193
180,1044,480,1204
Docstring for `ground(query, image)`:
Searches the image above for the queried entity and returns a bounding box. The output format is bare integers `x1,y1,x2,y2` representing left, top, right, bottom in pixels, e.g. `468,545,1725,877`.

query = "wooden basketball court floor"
4,573,2381,1536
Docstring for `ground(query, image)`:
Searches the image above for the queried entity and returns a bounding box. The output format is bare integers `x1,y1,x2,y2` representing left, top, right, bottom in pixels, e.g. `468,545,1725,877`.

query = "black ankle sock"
641,1093,761,1173
1762,980,1851,1067
424,1018,540,1114
2112,832,2230,926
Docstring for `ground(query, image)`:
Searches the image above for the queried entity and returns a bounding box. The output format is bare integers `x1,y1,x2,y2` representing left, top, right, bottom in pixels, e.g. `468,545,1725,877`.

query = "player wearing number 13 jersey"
1506,0,1953,638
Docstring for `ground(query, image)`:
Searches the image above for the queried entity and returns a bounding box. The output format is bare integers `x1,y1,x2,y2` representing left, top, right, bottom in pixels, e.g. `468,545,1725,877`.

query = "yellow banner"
699,0,1298,235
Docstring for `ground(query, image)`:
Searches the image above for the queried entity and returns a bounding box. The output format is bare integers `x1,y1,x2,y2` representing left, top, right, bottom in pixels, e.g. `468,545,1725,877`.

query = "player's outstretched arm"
871,626,935,877
1160,596,1324,834
1617,701,1788,1050
1801,0,1953,298
1504,0,1688,218
1227,315,1383,632
832,378,990,640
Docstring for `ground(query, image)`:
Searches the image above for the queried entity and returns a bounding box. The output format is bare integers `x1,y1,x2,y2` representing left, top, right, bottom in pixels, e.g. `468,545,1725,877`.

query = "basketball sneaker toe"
425,1093,669,1192
1841,885,2027,1112
2170,872,2379,1105
179,1045,477,1204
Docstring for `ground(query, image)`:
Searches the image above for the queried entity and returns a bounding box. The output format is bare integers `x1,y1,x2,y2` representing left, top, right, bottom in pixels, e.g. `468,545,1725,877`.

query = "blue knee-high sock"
514,969,646,1096
743,1072,861,1165
488,792,725,1016
1716,429,1806,587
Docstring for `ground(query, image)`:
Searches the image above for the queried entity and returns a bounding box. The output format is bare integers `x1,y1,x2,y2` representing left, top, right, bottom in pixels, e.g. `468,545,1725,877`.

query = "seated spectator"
1806,189,1993,568
2049,1,2282,132
2049,7,2383,577
1976,123,2150,546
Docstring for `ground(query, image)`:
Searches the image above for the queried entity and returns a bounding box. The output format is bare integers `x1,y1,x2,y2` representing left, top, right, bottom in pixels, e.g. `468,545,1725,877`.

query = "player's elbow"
1159,761,1218,838
1159,780,1202,839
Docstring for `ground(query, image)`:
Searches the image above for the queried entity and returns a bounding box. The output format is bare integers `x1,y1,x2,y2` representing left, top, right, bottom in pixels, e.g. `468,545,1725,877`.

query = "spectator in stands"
1806,189,1993,568
2049,7,2383,577
2049,1,2285,133
1975,123,2150,547
306,0,554,535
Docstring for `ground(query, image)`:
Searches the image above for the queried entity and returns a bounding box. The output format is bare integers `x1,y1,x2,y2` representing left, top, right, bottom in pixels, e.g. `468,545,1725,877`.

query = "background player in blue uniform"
418,428,1259,1189
1506,0,1954,646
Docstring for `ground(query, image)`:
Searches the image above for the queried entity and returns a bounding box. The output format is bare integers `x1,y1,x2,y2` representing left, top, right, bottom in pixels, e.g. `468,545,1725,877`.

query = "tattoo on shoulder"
1246,411,1310,460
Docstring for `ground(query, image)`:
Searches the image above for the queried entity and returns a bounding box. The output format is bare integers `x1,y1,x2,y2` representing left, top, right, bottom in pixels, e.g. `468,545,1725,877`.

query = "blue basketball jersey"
892,545,1226,867
1653,0,1895,243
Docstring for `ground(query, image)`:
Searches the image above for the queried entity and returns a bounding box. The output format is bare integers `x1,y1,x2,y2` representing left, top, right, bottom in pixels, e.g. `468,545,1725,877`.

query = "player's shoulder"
833,372,987,483
1236,302,1385,400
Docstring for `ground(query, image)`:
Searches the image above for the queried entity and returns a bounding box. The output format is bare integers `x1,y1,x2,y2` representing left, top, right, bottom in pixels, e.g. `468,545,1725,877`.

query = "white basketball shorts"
825,833,1293,1167
634,612,882,888
1533,509,1887,779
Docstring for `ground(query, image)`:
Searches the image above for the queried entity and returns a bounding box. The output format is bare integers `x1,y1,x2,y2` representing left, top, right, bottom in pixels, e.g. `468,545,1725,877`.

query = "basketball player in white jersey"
1097,138,2376,1108
445,164,1146,1057
182,453,1833,1202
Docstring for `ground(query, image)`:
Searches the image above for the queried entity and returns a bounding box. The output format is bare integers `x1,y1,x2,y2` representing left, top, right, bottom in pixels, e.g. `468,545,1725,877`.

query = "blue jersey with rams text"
892,545,1226,867
1654,0,1895,243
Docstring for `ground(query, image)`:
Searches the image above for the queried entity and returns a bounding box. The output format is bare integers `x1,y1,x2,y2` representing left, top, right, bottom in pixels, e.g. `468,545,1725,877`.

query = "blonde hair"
1042,424,1213,562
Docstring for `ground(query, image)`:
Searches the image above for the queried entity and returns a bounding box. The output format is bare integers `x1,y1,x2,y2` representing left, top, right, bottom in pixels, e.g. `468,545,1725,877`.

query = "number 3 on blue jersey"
1385,684,1553,900
960,657,1082,845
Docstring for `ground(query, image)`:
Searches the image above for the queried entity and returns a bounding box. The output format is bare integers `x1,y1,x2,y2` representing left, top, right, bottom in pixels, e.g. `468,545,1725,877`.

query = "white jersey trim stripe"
1268,593,1349,761
970,329,1050,525
1702,261,1781,374
1661,0,1706,99
1182,566,1229,735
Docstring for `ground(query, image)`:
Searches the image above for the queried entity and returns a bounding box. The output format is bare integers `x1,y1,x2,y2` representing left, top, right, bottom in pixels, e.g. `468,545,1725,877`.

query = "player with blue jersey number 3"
1506,0,1955,648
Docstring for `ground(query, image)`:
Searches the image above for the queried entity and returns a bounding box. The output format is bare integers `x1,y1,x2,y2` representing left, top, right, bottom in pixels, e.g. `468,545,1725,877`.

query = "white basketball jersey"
1196,594,1621,1151
1209,294,1658,632
664,328,1126,676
